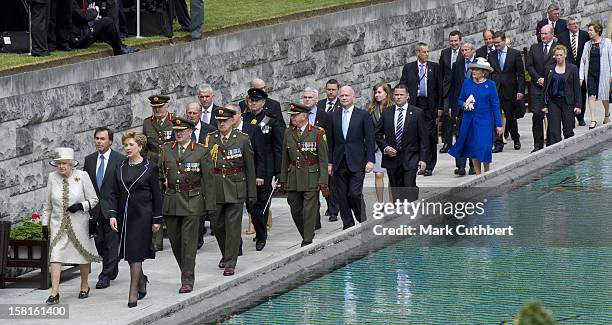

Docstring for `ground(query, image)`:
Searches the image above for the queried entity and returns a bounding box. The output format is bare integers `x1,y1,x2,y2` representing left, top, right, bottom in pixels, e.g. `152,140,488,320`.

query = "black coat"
83,149,125,220
449,56,474,117
376,104,429,170
543,63,581,108
399,61,442,115
194,121,217,144
439,47,460,99
107,159,162,262
488,47,526,100
328,107,375,172
240,123,266,179
527,41,558,92
475,45,495,59
316,98,341,114
312,107,331,134
536,18,567,42
239,98,287,129
557,29,589,66
241,111,283,179
69,0,97,42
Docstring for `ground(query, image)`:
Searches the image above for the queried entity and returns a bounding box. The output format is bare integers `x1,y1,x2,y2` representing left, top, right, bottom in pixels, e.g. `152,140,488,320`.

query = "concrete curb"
144,123,612,324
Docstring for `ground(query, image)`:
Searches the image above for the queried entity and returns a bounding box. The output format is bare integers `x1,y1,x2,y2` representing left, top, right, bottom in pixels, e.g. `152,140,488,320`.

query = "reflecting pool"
225,147,612,324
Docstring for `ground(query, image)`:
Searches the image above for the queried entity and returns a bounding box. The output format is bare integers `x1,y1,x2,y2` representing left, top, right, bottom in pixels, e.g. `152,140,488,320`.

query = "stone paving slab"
1,108,610,324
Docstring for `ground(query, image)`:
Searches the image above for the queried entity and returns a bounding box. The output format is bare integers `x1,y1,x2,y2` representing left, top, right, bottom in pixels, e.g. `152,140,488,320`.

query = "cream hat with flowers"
49,147,79,167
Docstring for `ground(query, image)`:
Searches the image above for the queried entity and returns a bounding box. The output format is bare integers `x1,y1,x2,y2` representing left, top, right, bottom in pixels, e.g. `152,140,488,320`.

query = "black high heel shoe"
45,293,60,304
137,275,149,300
128,301,137,308
78,287,90,299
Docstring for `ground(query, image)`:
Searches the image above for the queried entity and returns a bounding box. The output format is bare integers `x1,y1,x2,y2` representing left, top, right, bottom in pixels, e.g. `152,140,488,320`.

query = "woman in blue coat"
448,58,503,174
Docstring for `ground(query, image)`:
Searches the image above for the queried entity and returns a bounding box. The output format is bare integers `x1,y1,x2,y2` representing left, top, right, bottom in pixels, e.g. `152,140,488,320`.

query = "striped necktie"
571,33,578,60
396,107,404,147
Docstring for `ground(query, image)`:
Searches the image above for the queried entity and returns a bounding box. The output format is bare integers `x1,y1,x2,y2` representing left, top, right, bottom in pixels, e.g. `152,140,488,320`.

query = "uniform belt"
214,167,243,176
290,158,318,168
168,182,201,192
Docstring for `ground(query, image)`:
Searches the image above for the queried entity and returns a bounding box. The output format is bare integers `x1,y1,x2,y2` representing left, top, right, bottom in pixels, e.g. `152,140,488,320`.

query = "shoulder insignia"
190,142,196,151
307,124,312,132
204,134,210,148
250,118,258,125
322,134,327,142
171,142,177,150
168,113,174,120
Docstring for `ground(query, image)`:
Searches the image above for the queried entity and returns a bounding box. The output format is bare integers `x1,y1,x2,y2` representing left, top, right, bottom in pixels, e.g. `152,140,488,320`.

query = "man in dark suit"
527,24,557,152
239,78,287,129
475,29,496,59
449,42,477,176
30,0,51,56
242,88,283,251
316,79,342,114
439,31,462,154
198,84,219,128
535,4,567,42
399,42,442,176
328,86,375,229
186,102,216,249
376,84,428,201
48,0,72,51
83,127,124,289
557,16,589,126
303,87,333,227
489,31,525,152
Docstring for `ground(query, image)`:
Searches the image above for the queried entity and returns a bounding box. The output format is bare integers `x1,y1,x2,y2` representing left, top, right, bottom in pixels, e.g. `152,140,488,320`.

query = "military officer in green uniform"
142,94,175,251
205,107,256,276
280,103,329,247
160,116,215,293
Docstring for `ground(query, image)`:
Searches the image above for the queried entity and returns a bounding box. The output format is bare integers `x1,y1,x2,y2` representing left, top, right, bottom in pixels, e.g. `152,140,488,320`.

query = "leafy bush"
9,214,43,240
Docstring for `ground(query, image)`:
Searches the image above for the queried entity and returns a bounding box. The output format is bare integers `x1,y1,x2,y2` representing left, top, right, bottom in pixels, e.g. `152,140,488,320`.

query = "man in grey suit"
83,127,125,289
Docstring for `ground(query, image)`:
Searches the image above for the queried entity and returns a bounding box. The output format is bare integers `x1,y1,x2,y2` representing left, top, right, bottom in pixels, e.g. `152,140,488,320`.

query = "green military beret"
172,116,195,130
149,95,170,107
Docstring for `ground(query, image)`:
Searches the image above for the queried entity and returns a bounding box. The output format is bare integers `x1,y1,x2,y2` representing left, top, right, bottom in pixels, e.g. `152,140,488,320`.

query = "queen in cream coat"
42,147,101,304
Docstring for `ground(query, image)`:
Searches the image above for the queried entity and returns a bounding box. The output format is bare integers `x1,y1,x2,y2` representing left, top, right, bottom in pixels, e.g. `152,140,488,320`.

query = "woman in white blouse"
42,147,101,304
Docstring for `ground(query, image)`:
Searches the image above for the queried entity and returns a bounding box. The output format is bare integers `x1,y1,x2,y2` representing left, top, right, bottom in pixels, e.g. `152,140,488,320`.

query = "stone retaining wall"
0,0,609,222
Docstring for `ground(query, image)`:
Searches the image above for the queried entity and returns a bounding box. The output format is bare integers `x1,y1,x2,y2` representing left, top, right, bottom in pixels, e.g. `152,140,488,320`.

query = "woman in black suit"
107,131,162,308
543,44,582,145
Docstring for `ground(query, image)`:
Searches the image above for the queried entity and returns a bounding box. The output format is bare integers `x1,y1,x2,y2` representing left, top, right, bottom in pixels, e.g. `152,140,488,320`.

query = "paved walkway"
1,108,608,324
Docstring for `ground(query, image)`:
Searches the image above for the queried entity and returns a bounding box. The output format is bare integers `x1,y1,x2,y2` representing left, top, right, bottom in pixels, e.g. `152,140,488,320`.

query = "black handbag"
89,218,99,237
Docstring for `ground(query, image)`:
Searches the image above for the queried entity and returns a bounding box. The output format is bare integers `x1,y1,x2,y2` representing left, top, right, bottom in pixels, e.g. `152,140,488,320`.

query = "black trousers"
416,97,438,171
440,106,454,146
575,83,587,123
94,218,120,281
494,98,521,147
530,87,546,148
173,0,191,29
386,164,419,202
547,97,575,144
47,0,72,50
72,17,122,53
250,177,273,244
105,0,127,37
30,1,50,54
324,176,339,217
333,158,366,230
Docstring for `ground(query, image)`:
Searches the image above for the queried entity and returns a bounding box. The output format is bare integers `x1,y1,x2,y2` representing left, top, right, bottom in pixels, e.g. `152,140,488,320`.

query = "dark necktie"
544,43,548,56
395,107,404,147
327,101,333,112
571,33,578,60
96,155,105,188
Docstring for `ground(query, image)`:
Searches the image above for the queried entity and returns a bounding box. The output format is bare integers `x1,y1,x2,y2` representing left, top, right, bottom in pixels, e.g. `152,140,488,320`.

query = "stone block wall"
0,0,609,222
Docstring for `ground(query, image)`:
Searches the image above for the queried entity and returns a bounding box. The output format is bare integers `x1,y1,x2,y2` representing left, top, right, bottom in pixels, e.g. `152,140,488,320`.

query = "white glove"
464,95,475,111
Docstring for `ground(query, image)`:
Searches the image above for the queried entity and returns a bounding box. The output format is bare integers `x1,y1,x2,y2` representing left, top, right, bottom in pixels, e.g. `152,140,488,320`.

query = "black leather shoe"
301,242,312,247
238,246,243,256
78,287,90,299
31,51,50,57
423,170,433,176
96,278,110,289
578,120,586,126
468,168,476,175
253,237,258,242
128,301,137,308
417,170,425,175
439,144,451,153
315,224,322,230
454,168,466,176
492,146,503,153
324,210,331,216
513,140,521,150
114,45,139,56
329,215,338,222
255,242,266,251
531,146,543,153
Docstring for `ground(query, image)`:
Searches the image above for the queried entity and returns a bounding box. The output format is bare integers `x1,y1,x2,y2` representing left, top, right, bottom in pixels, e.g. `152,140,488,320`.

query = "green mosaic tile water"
225,147,612,324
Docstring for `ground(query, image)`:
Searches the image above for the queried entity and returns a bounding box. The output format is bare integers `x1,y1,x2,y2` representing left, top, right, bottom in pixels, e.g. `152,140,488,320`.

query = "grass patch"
0,0,367,73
